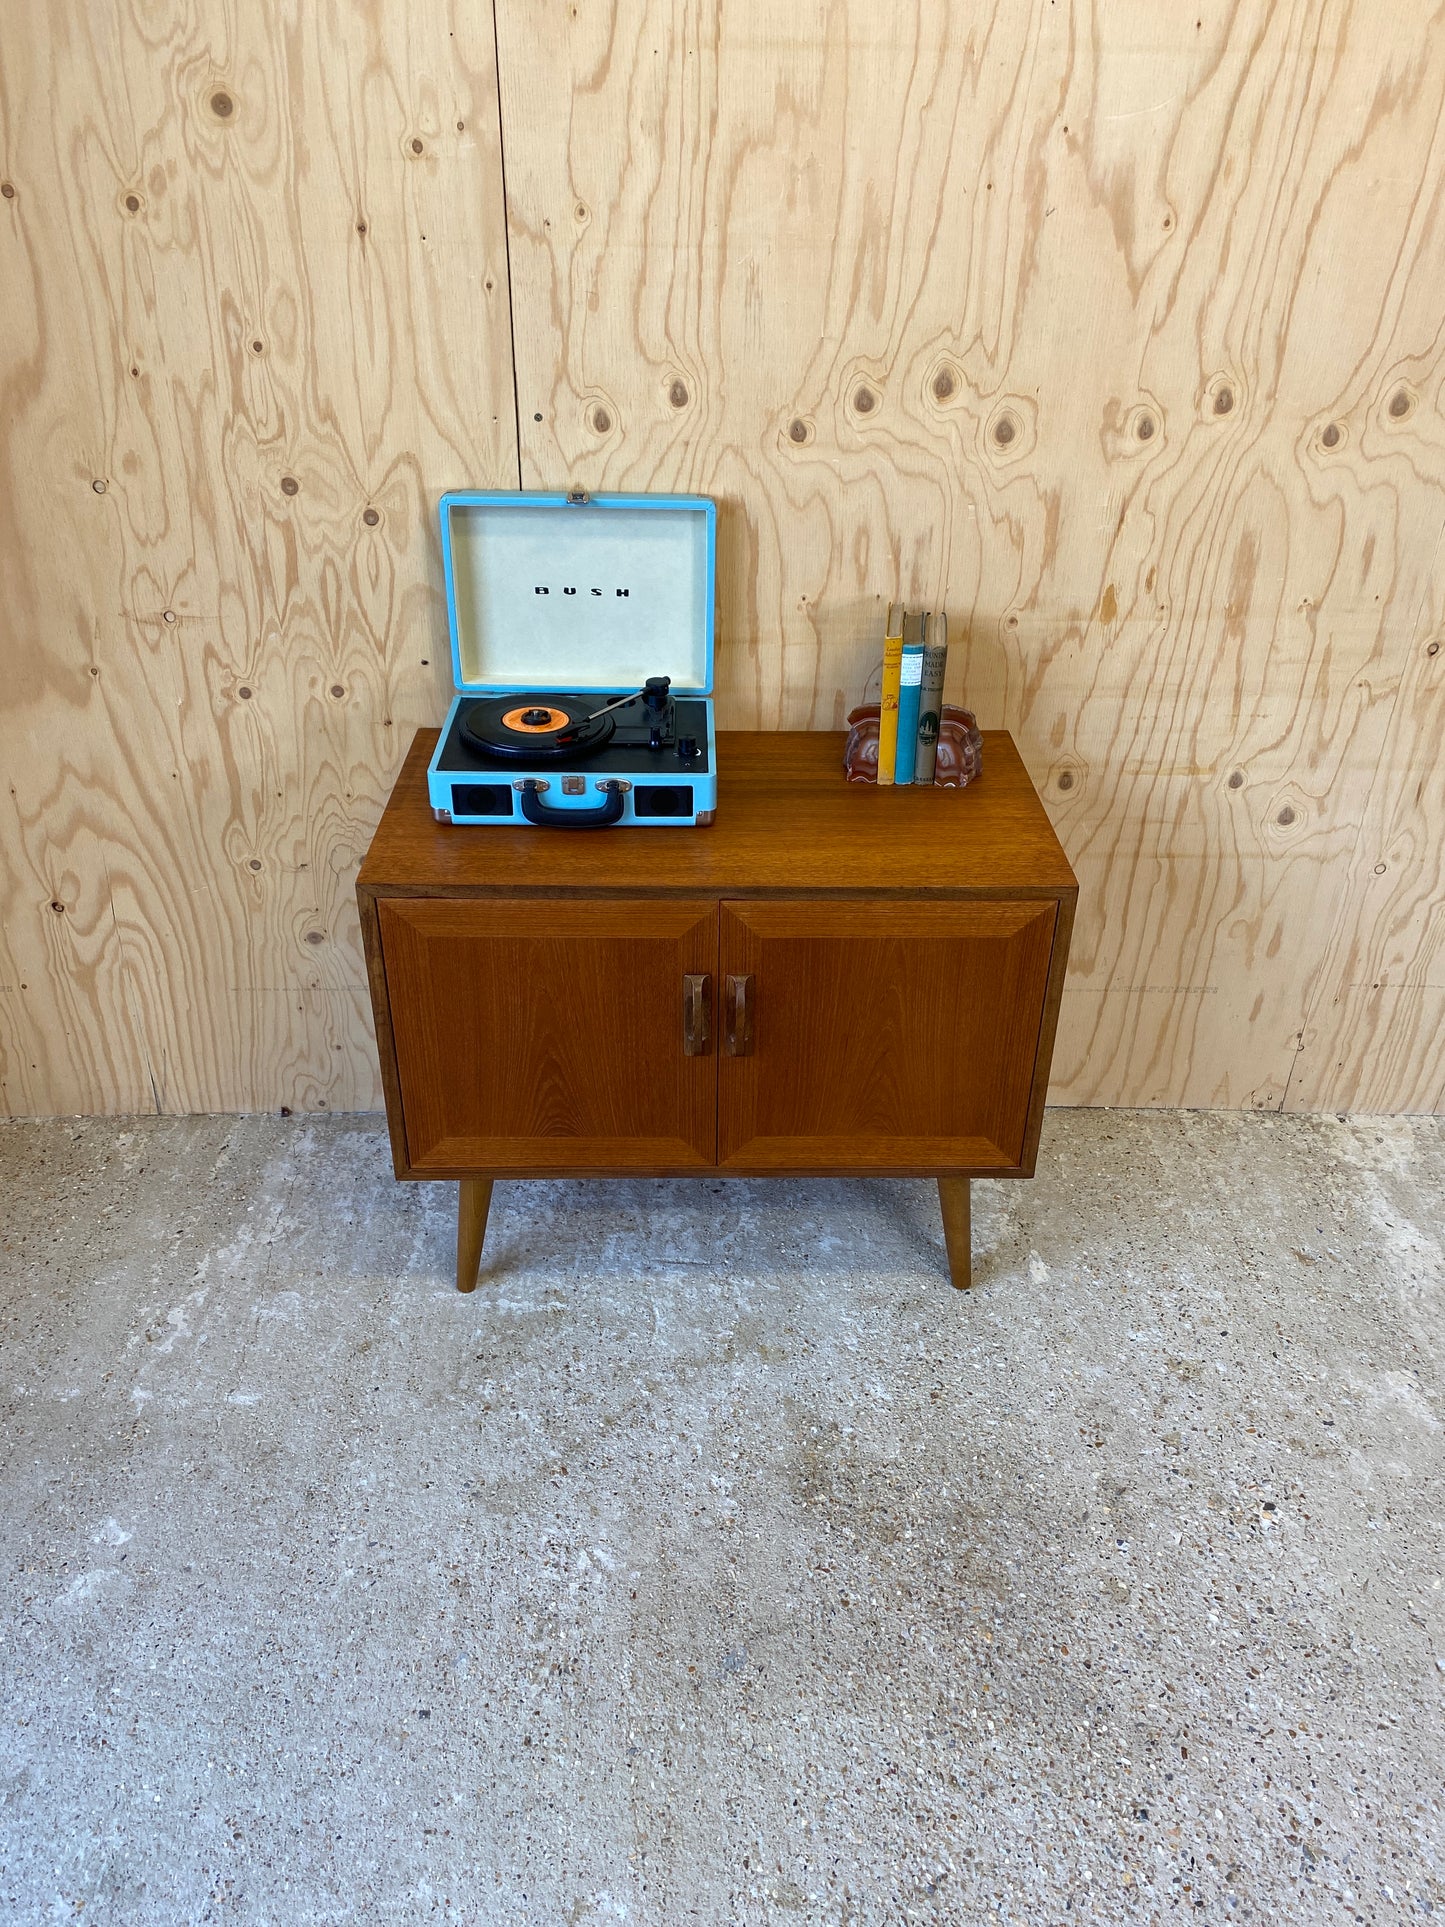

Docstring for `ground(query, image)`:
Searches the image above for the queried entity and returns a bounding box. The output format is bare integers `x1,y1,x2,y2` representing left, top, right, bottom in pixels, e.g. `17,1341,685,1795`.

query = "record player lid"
439,490,715,695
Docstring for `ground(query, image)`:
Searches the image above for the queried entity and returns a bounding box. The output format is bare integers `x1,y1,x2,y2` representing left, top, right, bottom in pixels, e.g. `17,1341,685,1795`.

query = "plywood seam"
488,0,525,488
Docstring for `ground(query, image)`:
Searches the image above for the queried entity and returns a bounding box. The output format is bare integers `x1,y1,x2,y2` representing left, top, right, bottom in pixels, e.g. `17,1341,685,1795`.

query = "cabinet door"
379,898,717,1174
717,899,1057,1172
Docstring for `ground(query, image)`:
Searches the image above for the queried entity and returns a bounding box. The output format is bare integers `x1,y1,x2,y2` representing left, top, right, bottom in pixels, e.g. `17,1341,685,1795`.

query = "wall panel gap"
488,0,525,489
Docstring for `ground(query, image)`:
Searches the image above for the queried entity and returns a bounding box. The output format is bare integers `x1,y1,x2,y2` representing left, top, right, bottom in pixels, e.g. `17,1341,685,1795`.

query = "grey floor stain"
0,1110,1441,1924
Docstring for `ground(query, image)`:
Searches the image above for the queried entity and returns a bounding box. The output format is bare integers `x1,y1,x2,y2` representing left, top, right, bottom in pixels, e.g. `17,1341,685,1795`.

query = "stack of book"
877,604,949,785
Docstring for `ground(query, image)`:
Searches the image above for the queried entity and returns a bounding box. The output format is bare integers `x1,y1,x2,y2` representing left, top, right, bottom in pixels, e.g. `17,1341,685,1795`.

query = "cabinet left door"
377,898,718,1175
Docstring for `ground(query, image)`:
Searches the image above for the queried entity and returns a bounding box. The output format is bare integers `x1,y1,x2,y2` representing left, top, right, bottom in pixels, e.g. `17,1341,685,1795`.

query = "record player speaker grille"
633,785,694,818
452,783,514,818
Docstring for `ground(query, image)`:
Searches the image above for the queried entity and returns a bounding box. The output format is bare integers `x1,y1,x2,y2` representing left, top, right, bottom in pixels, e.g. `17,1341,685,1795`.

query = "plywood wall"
0,1,518,1114
2,0,1443,1116
497,0,1445,1114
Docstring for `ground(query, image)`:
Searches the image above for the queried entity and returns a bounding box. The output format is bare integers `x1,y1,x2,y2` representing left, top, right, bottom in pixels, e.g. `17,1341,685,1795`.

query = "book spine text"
914,613,948,784
876,603,905,784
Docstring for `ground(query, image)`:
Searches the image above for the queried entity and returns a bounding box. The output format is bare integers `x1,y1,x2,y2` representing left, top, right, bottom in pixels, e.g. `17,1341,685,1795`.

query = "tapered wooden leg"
456,1178,493,1293
938,1177,972,1290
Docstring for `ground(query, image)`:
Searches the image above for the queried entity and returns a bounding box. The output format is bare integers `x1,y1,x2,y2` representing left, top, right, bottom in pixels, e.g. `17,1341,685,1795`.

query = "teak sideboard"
358,730,1077,1293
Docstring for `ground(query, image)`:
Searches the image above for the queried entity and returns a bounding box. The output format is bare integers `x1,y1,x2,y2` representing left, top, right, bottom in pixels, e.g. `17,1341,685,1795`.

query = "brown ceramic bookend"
934,707,985,787
843,705,883,783
844,705,984,787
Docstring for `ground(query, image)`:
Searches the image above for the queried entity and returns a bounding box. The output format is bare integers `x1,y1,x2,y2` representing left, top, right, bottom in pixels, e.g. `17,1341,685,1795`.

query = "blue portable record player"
428,488,717,828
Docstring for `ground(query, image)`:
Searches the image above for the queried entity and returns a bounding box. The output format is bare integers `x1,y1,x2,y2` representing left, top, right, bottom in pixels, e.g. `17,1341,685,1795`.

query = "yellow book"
876,602,905,785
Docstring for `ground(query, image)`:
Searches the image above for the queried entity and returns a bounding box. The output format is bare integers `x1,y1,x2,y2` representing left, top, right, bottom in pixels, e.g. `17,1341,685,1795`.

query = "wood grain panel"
1287,531,1445,1111
0,1,517,1115
496,0,1445,1113
359,729,1077,900
716,899,1057,1171
378,897,718,1174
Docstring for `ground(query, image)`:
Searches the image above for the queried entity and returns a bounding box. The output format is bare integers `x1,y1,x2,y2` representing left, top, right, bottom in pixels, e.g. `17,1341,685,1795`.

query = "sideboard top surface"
360,729,1078,898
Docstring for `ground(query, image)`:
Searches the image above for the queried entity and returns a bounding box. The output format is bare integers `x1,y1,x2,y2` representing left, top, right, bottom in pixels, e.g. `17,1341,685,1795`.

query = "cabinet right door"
717,899,1059,1173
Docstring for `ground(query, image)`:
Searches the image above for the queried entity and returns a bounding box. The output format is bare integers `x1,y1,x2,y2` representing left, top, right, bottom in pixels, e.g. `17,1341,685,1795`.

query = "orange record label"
500,704,571,733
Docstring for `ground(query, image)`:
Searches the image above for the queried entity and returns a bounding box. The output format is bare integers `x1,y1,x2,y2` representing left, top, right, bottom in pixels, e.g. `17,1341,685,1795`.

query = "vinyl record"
459,692,616,760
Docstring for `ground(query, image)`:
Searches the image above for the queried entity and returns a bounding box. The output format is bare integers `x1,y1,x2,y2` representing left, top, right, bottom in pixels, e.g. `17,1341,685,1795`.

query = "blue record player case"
428,489,718,828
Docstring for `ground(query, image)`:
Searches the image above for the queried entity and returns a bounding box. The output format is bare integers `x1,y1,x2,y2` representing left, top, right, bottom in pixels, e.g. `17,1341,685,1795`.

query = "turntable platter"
459,693,616,760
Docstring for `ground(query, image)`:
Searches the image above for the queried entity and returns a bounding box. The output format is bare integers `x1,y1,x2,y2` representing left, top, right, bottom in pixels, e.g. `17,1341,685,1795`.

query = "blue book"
892,622,925,786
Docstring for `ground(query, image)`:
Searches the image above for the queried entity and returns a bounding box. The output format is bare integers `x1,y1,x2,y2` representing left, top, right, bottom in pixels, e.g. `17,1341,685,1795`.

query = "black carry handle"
518,779,625,829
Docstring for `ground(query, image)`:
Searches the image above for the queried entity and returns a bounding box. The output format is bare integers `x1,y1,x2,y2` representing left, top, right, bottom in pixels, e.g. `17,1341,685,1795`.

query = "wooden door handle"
724,973,754,1055
682,973,711,1055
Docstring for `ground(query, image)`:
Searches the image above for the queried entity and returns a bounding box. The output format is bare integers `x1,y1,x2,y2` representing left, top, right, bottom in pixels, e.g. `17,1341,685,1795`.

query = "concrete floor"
0,1114,1441,1926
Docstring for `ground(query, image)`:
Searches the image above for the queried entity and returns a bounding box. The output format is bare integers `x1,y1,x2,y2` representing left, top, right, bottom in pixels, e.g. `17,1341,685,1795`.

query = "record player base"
358,729,1077,1303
